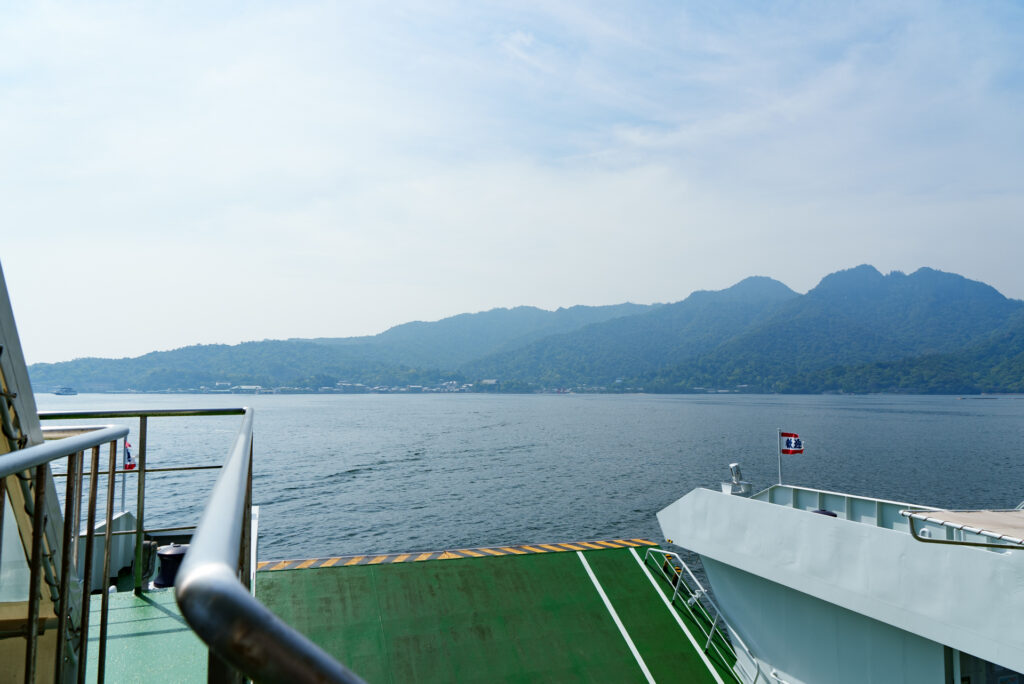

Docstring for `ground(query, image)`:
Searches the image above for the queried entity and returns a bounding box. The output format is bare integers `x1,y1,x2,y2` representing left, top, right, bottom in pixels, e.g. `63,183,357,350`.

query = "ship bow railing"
15,407,366,684
643,547,764,684
0,422,128,683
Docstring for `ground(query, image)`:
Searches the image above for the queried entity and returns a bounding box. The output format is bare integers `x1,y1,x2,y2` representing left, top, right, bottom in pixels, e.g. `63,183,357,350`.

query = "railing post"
704,614,719,652
120,441,126,513
98,439,117,683
133,416,147,595
24,464,48,684
0,476,5,574
73,452,84,569
77,445,101,684
241,439,252,592
55,450,80,683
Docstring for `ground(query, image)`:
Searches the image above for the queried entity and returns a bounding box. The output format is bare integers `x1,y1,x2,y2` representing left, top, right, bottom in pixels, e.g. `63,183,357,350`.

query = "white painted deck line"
629,547,726,684
577,551,655,684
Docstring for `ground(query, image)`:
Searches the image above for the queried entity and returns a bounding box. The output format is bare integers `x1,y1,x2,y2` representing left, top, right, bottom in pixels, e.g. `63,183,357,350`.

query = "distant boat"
53,386,77,395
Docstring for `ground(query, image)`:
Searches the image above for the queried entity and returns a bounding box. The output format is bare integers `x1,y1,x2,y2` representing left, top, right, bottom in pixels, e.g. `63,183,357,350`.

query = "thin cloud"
2,2,1023,362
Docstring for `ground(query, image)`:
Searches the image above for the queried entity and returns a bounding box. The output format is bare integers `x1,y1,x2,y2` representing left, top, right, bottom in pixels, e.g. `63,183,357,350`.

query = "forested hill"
303,302,653,370
27,303,655,392
461,276,799,386
636,266,1024,393
28,266,1024,394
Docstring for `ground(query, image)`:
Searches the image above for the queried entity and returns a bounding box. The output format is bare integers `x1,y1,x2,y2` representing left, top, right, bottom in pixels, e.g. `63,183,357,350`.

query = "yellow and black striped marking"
257,538,658,572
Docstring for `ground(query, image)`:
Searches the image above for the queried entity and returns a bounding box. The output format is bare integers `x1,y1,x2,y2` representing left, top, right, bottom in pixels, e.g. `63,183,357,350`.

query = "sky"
3,1,1024,363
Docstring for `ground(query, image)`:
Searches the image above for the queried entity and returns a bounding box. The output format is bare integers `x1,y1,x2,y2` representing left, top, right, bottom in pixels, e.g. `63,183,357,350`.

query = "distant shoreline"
36,389,1024,398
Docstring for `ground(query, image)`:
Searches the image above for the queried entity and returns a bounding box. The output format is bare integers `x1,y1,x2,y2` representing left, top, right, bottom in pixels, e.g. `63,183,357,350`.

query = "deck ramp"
256,545,730,683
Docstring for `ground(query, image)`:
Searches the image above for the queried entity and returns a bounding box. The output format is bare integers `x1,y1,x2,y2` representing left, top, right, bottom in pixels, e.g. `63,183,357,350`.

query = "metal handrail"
39,408,249,420
173,408,364,684
0,424,128,479
644,547,763,684
40,408,249,595
52,465,222,476
0,422,129,683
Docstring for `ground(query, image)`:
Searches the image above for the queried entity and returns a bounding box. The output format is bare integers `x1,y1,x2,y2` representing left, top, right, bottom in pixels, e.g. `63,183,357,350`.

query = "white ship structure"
659,465,1024,684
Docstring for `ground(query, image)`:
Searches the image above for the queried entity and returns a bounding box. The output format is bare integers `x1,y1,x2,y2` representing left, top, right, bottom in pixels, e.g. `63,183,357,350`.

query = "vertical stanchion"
77,445,101,684
73,452,84,568
133,417,147,595
97,440,117,683
241,438,252,592
24,464,48,684
704,614,719,652
0,476,5,571
55,450,80,683
120,438,126,513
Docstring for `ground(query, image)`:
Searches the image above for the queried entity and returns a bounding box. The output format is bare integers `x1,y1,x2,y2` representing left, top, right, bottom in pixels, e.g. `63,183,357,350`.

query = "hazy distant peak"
555,303,648,313
904,267,1008,301
385,305,541,329
810,264,885,294
908,265,977,283
685,275,797,305
722,276,798,299
804,264,1013,313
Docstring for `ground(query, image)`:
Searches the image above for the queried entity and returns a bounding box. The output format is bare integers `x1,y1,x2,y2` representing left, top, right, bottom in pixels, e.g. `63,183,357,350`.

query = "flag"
780,431,804,454
124,439,136,470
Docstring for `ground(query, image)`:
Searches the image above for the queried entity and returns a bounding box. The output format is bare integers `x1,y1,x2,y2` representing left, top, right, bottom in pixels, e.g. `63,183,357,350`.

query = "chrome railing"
173,407,364,684
643,547,763,684
39,407,250,596
37,407,364,683
0,422,128,683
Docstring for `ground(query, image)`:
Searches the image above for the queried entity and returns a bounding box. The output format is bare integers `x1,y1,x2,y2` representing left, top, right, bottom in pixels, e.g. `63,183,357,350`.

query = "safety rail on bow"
0,422,128,684
643,547,764,684
33,407,365,683
39,407,252,596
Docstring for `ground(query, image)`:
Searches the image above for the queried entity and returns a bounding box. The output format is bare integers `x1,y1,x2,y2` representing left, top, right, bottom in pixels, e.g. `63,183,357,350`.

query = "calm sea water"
34,393,1024,561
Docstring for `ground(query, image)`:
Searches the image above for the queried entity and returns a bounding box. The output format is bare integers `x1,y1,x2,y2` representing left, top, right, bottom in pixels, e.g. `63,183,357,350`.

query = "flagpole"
777,428,783,485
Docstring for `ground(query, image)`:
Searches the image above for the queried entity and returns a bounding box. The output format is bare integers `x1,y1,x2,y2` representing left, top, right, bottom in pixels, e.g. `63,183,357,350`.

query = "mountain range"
28,265,1024,394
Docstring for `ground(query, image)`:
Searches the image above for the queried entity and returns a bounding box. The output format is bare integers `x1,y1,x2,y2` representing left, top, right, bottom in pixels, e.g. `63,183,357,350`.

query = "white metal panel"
658,487,1024,674
703,557,944,684
76,511,137,592
0,495,29,601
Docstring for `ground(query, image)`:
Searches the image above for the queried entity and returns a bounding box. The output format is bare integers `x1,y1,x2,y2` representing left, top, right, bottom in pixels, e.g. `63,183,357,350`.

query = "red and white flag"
124,440,136,470
780,432,804,454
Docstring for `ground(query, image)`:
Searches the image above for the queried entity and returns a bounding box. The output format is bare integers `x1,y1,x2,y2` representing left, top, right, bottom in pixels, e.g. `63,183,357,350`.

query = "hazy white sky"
3,1,1024,363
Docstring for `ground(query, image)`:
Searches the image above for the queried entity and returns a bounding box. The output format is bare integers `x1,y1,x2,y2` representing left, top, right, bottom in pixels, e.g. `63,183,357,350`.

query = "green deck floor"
85,546,734,683
85,589,206,683
257,546,733,683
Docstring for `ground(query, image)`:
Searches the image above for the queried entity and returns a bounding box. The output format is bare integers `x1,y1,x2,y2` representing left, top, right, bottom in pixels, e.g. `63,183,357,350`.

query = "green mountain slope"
786,309,1024,394
461,277,797,386
308,303,654,369
28,265,1024,394
28,303,652,391
29,340,412,392
639,266,1024,392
